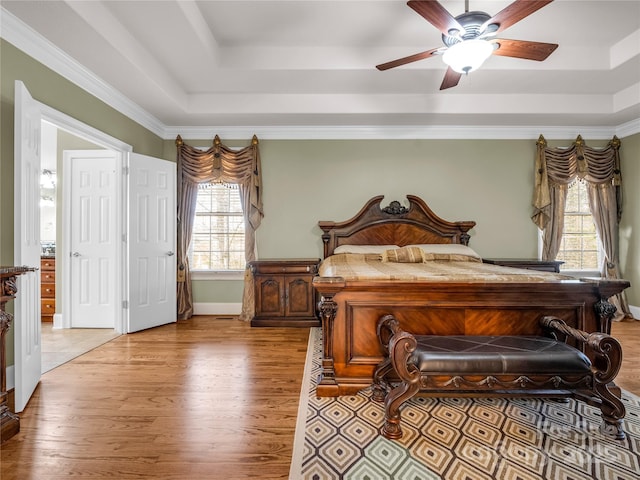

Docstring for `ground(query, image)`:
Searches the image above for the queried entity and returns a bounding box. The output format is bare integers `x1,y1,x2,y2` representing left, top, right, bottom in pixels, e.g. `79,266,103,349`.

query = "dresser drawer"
41,271,55,283
41,300,56,315
41,258,55,271
41,283,56,297
40,256,56,321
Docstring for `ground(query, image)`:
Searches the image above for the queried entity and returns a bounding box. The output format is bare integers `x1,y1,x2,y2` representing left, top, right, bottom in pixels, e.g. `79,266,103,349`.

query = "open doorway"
39,120,121,373
15,81,176,411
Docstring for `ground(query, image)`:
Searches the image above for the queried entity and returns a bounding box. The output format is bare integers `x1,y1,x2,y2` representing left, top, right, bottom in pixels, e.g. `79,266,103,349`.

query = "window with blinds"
556,181,601,271
189,183,245,271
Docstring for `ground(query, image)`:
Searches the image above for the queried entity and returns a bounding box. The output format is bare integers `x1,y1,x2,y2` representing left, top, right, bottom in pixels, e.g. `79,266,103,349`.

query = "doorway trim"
39,102,132,334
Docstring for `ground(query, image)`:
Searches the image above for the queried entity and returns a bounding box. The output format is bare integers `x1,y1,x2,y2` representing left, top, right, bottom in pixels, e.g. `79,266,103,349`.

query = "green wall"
174,137,638,310
620,132,640,306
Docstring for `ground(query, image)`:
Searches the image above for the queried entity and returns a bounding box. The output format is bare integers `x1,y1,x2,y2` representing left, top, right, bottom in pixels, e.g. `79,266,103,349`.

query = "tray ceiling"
2,0,639,138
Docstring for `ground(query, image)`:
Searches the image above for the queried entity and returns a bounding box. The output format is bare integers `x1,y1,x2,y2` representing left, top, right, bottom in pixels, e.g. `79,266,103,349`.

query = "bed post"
585,278,628,334
313,276,345,397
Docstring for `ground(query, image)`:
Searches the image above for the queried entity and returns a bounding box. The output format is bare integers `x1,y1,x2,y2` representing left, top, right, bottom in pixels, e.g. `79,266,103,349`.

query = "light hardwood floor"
611,318,640,394
2,317,310,480
2,316,639,480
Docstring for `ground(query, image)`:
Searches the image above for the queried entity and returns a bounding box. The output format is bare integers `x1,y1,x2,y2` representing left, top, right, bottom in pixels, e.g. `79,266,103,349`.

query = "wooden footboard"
314,276,629,397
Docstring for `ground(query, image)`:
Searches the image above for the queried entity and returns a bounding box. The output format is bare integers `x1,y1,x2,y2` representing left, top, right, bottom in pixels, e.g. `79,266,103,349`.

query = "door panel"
127,153,176,333
13,81,42,412
67,151,119,328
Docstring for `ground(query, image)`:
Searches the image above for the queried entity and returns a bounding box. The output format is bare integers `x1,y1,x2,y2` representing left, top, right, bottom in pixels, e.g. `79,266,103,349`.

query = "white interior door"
127,153,176,333
66,151,120,328
13,81,42,412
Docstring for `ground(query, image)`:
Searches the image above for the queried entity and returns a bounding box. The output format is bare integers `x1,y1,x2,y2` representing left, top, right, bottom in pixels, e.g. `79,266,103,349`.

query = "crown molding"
3,6,639,142
162,124,634,141
616,118,640,139
1,7,166,138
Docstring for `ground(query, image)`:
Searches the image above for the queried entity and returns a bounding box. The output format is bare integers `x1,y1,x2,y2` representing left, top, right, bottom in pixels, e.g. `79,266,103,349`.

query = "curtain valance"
532,134,622,229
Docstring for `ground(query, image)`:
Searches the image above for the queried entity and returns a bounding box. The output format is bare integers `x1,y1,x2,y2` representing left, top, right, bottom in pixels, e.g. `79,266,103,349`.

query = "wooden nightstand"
482,258,564,273
249,258,320,327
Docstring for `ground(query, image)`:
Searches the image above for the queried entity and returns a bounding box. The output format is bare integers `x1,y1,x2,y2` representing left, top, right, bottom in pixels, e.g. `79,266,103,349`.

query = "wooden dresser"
40,257,55,322
249,258,320,327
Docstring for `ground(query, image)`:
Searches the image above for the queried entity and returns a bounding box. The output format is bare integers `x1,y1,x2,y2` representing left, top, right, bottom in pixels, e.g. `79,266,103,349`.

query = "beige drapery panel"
532,134,631,320
176,135,263,321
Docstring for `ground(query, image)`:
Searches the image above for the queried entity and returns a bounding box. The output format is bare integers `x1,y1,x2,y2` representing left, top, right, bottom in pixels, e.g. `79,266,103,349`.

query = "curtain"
532,135,630,320
176,135,263,320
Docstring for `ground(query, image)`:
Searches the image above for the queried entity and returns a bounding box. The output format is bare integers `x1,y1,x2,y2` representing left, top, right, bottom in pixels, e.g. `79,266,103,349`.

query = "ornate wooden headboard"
318,195,476,258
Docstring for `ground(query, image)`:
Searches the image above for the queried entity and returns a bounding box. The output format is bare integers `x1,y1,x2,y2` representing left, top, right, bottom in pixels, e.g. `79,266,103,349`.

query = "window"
189,183,245,271
555,181,601,272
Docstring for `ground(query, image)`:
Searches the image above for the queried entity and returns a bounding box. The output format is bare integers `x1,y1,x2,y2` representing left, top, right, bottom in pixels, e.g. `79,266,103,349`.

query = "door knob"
72,252,81,257
166,251,175,256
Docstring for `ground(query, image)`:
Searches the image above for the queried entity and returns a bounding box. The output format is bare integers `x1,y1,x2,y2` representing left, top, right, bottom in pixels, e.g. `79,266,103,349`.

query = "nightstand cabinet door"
249,258,320,327
256,276,285,317
285,276,315,318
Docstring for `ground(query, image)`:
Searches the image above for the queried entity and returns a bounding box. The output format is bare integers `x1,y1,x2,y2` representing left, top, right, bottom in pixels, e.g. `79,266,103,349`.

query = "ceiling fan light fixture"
442,39,493,74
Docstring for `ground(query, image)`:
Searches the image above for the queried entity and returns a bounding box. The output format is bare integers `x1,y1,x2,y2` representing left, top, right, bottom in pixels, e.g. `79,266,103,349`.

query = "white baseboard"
52,313,64,329
629,304,640,320
6,365,14,391
192,302,242,316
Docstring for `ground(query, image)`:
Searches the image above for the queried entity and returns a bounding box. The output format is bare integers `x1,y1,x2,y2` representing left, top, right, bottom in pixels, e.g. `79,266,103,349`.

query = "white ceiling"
2,0,639,139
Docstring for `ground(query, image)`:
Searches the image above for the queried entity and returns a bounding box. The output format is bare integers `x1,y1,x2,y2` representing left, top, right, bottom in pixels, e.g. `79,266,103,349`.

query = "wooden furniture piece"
313,195,630,397
373,314,626,440
1,265,37,443
40,257,55,322
482,257,564,273
249,258,320,327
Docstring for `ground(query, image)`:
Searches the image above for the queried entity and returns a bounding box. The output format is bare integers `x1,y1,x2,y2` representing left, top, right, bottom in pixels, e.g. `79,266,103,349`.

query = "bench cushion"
411,335,592,375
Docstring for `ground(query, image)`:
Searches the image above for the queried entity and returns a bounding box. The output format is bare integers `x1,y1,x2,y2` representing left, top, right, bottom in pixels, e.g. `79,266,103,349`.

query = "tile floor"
40,322,120,374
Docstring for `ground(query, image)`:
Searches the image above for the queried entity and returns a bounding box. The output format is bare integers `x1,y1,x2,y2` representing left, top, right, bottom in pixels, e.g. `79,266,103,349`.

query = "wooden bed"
313,195,630,397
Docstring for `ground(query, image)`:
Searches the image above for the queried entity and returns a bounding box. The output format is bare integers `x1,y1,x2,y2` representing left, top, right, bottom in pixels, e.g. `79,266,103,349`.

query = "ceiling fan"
376,0,559,90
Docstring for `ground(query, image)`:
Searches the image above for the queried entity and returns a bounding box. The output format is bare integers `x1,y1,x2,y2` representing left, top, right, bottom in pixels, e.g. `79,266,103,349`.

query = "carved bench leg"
595,383,627,440
382,329,421,439
382,379,420,440
372,357,392,403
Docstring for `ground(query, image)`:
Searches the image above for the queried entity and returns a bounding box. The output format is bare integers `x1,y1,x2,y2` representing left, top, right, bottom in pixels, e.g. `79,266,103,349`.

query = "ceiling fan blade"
491,39,558,61
482,0,554,35
376,47,441,70
408,0,464,36
440,67,462,90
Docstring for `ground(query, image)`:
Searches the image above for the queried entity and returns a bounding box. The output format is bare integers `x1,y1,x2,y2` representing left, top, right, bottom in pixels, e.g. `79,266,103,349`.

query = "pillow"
408,243,482,262
382,246,425,263
333,244,399,255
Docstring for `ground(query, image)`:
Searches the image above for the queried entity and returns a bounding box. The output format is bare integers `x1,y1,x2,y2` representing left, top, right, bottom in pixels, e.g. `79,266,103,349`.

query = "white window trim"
536,228,602,278
190,181,245,275
190,269,245,281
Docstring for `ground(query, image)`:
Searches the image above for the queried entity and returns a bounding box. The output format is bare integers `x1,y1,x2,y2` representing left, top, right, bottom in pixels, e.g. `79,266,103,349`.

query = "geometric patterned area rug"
289,328,640,480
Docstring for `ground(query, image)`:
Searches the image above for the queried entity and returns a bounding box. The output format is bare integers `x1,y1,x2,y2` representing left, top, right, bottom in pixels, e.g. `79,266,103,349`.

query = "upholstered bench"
372,314,626,440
